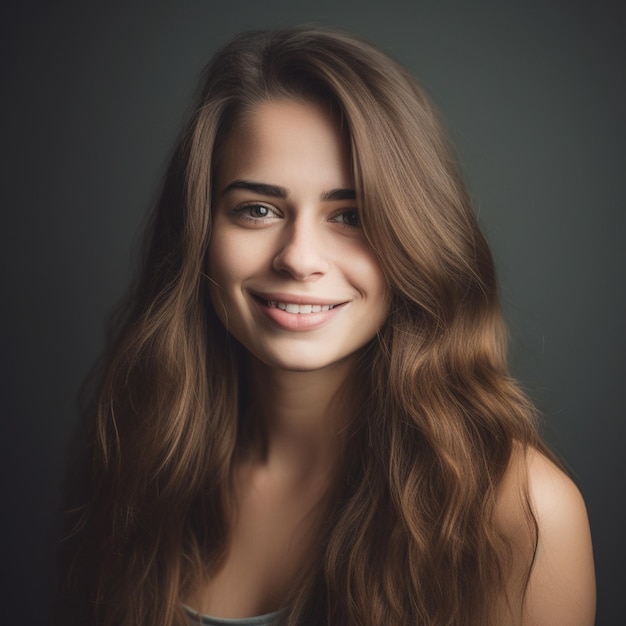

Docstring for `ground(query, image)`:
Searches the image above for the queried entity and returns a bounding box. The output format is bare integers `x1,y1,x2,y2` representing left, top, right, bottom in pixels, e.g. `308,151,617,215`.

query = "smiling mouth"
266,300,340,314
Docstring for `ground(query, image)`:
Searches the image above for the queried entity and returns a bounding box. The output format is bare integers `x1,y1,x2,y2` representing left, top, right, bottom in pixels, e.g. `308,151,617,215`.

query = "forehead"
214,99,353,193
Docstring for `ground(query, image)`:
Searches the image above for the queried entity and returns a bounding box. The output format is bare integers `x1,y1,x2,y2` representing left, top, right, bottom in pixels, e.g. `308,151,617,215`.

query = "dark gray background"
2,1,624,623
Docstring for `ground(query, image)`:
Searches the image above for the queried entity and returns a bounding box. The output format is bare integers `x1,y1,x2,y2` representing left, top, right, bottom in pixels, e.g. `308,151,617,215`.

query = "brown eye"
247,204,271,218
333,210,361,228
229,202,280,222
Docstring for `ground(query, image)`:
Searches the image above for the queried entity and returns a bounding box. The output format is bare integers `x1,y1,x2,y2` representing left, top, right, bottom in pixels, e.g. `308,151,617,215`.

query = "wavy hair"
58,27,550,625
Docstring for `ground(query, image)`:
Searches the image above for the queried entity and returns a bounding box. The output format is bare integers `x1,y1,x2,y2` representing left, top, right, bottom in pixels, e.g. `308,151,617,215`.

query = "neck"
243,355,360,481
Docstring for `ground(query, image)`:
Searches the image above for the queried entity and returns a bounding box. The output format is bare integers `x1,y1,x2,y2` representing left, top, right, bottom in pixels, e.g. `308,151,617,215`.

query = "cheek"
208,229,249,285
207,235,232,287
351,246,389,303
364,258,391,325
207,230,269,297
207,233,238,324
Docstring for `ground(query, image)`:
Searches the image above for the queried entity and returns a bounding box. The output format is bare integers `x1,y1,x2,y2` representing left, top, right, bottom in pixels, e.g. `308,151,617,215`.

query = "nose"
272,219,330,280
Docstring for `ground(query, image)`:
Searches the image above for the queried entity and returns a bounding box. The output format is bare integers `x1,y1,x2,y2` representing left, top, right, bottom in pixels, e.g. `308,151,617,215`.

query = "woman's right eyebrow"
221,179,288,198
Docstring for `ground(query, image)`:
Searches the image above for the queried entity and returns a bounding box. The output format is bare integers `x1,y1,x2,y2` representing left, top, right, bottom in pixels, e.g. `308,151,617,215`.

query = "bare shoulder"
494,445,596,626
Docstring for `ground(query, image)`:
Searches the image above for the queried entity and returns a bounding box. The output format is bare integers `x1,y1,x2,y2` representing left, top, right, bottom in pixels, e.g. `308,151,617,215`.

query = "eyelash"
228,203,361,229
229,203,280,222
330,210,361,229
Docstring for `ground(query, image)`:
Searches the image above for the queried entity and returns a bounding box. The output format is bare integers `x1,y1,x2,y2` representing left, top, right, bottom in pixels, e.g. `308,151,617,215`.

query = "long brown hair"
58,27,549,625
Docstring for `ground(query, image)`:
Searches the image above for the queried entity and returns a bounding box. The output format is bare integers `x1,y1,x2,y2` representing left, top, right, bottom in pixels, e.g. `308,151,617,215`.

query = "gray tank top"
185,605,286,626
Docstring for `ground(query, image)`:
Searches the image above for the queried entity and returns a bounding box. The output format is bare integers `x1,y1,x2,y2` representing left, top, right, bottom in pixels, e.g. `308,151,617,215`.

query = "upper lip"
249,291,348,306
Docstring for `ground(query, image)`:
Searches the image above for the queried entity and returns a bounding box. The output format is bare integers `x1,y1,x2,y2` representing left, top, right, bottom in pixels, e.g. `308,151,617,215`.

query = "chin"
248,345,358,374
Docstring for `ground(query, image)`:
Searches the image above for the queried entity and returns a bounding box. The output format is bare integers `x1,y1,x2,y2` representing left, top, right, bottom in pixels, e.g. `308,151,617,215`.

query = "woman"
58,28,595,625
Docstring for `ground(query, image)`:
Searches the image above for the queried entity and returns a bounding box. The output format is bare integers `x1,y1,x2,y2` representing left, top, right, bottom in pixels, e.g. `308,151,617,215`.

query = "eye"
331,209,361,228
229,202,281,224
251,205,268,217
243,203,275,218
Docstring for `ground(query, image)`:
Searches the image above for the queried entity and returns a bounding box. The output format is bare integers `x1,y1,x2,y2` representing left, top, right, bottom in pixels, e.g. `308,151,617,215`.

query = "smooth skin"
208,99,390,374
494,448,596,625
188,99,596,624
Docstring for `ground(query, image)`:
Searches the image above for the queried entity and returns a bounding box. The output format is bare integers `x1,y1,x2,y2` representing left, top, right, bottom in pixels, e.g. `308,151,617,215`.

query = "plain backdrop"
2,1,624,623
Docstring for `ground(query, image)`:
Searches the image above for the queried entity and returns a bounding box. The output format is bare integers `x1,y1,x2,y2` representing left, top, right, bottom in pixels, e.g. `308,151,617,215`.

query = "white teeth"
266,300,337,314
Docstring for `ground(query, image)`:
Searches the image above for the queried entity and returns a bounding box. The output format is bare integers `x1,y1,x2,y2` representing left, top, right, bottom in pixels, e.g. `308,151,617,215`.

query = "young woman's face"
208,99,390,372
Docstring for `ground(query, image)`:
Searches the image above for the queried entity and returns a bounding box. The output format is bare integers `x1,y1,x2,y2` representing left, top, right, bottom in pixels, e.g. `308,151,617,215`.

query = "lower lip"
253,298,346,331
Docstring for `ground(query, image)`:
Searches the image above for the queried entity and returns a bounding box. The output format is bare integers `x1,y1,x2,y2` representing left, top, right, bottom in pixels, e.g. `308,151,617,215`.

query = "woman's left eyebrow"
321,188,356,201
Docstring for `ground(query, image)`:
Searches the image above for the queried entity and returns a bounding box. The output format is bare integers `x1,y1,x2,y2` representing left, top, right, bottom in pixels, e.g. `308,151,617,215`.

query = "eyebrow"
321,188,357,201
221,179,356,202
222,180,287,198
